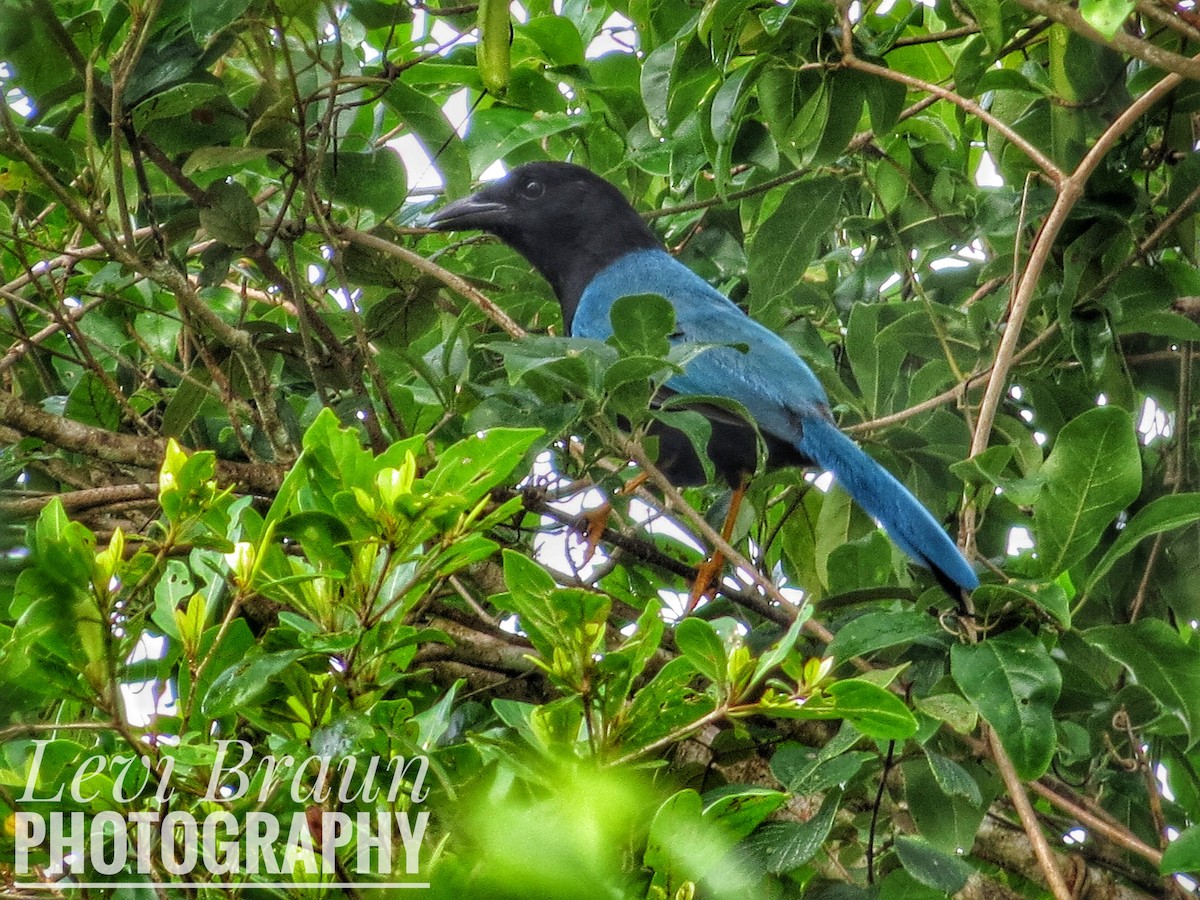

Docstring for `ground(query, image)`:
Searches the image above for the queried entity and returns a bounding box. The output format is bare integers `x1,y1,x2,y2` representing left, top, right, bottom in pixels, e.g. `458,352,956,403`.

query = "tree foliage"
1,0,1200,896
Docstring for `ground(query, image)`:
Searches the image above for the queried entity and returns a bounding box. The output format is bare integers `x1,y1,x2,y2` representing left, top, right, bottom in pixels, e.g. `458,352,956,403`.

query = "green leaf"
925,749,982,806
385,80,471,199
347,0,413,29
711,62,757,145
828,609,940,662
748,608,810,691
131,82,222,130
319,149,407,215
959,0,1006,52
894,835,973,894
810,679,918,740
770,739,873,794
1086,619,1200,747
622,657,719,752
639,40,675,130
702,787,787,842
609,293,675,357
811,69,865,164
1033,405,1141,577
1161,823,1200,875
644,787,757,895
160,368,212,439
972,582,1071,629
603,355,676,392
741,791,840,873
191,0,251,40
65,371,121,430
150,559,194,639
427,428,543,502
501,551,608,675
903,755,988,854
200,179,259,247
1083,493,1200,595
202,649,307,716
521,15,584,66
748,177,842,307
1079,0,1135,38
503,549,556,598
913,693,978,734
465,107,590,173
846,303,909,416
951,628,1062,780
675,617,727,689
182,146,275,176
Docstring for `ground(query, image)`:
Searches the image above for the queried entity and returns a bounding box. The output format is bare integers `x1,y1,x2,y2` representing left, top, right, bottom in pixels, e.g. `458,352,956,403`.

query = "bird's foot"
685,551,725,615
579,502,612,564
577,472,650,564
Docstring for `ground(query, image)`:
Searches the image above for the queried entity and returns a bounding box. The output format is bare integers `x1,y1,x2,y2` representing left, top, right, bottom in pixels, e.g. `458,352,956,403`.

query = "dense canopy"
2,0,1200,896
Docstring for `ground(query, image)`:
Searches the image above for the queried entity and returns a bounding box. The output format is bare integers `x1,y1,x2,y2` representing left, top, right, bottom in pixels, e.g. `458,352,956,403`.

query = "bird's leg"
580,470,651,563
685,479,748,614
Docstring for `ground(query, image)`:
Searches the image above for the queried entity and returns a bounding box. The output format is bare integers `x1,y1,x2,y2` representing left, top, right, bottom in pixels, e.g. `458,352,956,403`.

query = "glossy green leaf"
1079,0,1135,38
972,581,1071,629
202,649,307,716
1086,619,1200,747
675,617,727,689
199,179,259,247
818,679,918,740
828,609,940,662
191,0,251,39
385,81,472,199
1033,405,1141,577
65,371,121,430
1161,823,1200,875
132,82,222,130
740,792,840,873
1083,493,1200,595
702,787,787,842
951,628,1062,779
895,835,973,893
748,177,842,306
904,754,988,854
925,750,982,806
609,292,675,357
748,606,809,691
319,149,407,215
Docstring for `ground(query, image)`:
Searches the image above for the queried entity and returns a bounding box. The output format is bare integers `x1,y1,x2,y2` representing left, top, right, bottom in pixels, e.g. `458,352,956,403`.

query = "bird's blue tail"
797,416,978,593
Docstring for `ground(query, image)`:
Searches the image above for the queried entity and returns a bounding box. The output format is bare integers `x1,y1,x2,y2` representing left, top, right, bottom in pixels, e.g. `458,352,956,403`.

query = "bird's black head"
427,162,661,331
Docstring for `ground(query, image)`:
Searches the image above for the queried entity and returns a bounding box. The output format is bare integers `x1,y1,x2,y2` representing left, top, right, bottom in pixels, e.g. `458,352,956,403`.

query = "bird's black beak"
425,194,508,232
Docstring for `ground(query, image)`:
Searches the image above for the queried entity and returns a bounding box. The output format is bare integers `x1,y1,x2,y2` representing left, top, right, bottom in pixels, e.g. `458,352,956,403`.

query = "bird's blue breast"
575,249,830,433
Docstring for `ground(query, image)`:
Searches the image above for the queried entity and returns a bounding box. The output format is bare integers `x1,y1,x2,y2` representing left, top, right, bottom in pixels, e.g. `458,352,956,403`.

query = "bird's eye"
521,180,544,200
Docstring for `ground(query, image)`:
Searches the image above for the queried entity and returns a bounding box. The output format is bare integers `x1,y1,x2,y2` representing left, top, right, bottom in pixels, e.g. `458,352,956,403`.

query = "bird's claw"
579,503,612,564
685,551,725,615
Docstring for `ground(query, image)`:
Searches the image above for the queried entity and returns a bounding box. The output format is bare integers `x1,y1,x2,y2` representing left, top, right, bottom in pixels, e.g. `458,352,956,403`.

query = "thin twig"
988,728,1073,899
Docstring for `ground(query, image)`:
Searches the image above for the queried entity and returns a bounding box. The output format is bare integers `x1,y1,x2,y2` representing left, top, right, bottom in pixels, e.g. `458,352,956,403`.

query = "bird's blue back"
576,249,830,430
576,248,979,593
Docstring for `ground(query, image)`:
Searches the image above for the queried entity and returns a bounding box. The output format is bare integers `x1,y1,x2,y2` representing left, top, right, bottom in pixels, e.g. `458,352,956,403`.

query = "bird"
427,161,979,600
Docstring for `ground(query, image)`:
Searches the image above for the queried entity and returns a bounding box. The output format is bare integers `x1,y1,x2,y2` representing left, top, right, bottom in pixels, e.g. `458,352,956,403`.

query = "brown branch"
1015,0,1200,80
969,65,1187,459
987,728,1074,899
1028,779,1164,868
1136,0,1200,42
337,226,528,339
0,389,283,495
840,54,1064,184
0,483,158,517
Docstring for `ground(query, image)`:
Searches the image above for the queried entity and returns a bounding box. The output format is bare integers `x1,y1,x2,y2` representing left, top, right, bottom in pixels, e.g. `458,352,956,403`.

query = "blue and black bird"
428,162,978,598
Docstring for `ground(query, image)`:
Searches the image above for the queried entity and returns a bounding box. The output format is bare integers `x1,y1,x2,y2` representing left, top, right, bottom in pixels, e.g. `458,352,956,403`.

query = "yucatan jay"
428,162,979,600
